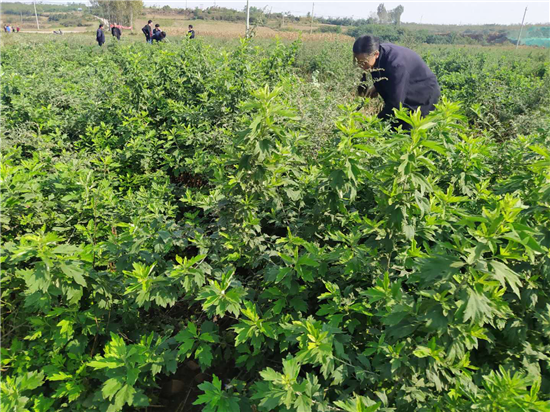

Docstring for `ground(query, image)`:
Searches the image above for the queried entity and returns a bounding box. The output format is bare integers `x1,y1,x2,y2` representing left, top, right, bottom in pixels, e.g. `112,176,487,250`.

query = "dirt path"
16,17,105,34
19,30,84,34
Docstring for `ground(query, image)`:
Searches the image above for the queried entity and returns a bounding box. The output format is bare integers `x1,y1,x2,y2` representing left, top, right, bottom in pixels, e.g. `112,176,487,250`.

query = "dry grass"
132,17,353,41
1,12,353,41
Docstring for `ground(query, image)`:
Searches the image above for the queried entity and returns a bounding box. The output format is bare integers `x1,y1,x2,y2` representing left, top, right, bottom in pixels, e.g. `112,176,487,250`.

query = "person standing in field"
6,25,12,33
142,20,153,44
188,25,195,39
16,26,20,33
96,24,105,46
111,24,121,41
354,35,440,130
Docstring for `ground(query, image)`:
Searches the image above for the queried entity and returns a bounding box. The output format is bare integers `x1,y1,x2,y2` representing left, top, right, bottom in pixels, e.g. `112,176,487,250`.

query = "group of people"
141,20,166,43
141,20,195,43
96,23,123,46
96,20,195,46
3,25,20,33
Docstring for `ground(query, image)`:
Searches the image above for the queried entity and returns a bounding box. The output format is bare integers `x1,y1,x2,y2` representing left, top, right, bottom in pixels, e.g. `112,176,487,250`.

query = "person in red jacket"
111,24,121,40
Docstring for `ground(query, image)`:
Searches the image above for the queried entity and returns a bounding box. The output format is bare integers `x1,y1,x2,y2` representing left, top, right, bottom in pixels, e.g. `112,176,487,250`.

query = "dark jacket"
188,29,195,39
142,24,152,39
152,31,165,42
364,42,440,119
96,28,105,44
111,26,121,38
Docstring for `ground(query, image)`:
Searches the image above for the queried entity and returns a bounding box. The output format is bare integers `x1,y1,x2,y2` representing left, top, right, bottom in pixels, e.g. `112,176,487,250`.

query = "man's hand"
365,86,379,98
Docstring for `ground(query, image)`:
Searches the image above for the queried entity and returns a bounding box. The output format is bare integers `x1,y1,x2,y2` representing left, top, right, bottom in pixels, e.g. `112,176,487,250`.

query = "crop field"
1,33,550,411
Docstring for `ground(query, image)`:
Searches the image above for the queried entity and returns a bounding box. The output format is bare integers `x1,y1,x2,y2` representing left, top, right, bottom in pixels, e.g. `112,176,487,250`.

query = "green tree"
390,5,404,25
377,4,388,24
90,0,143,26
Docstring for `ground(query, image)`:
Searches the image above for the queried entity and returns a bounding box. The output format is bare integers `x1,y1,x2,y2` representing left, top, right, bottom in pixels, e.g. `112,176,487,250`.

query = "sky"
145,0,550,25
11,0,550,25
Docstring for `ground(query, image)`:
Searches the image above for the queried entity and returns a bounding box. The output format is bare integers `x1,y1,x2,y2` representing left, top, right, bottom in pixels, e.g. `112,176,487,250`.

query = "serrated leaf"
195,344,213,368
297,254,319,267
88,359,122,370
464,288,492,324
113,384,135,409
489,261,521,297
60,262,87,287
260,368,281,382
102,377,124,401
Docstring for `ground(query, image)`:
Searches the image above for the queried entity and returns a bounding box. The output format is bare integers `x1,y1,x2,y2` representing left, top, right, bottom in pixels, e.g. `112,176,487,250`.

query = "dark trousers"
392,84,441,131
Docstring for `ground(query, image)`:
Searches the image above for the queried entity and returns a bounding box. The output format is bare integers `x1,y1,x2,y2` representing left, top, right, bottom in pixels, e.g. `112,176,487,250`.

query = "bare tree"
377,4,388,24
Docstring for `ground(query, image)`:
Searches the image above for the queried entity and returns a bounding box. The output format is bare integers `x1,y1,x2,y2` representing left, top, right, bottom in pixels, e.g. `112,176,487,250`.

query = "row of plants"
1,37,550,411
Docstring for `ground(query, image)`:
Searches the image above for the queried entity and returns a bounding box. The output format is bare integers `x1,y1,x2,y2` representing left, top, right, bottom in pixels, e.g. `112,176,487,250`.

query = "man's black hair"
353,35,381,55
99,24,103,28
148,20,153,24
155,24,160,27
188,25,193,29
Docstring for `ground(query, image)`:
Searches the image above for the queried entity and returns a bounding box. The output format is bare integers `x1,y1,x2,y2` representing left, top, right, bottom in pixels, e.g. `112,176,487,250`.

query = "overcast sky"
18,0,550,25
146,0,550,25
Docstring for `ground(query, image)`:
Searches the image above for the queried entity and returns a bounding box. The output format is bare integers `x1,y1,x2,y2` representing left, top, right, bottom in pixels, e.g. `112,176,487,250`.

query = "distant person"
142,20,153,44
3,26,6,33
153,23,161,35
6,25,12,33
16,26,20,33
152,30,166,42
354,35,440,130
187,25,195,39
111,24,121,40
96,24,105,46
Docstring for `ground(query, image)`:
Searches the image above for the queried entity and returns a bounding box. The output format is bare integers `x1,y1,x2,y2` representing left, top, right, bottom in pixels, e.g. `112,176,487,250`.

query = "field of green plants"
1,35,550,411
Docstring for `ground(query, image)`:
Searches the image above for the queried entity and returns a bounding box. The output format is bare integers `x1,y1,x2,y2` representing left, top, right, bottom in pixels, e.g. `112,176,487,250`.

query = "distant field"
131,17,351,40
0,13,352,41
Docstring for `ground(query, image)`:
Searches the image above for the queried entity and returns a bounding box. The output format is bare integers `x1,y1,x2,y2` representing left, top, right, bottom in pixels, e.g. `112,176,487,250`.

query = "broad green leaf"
102,377,124,401
489,261,521,297
464,288,492,324
113,384,135,410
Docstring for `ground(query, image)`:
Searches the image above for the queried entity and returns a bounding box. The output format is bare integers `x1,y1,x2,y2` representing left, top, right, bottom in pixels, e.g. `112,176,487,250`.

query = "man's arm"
358,72,380,99
378,64,409,119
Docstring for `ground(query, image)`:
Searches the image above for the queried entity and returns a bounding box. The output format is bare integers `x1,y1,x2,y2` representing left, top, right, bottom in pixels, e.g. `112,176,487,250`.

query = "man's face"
354,51,380,71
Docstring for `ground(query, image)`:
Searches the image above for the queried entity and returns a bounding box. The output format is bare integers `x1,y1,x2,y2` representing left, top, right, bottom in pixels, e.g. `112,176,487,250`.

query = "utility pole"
246,0,250,37
310,2,314,34
516,6,528,49
33,0,40,30
282,12,284,28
